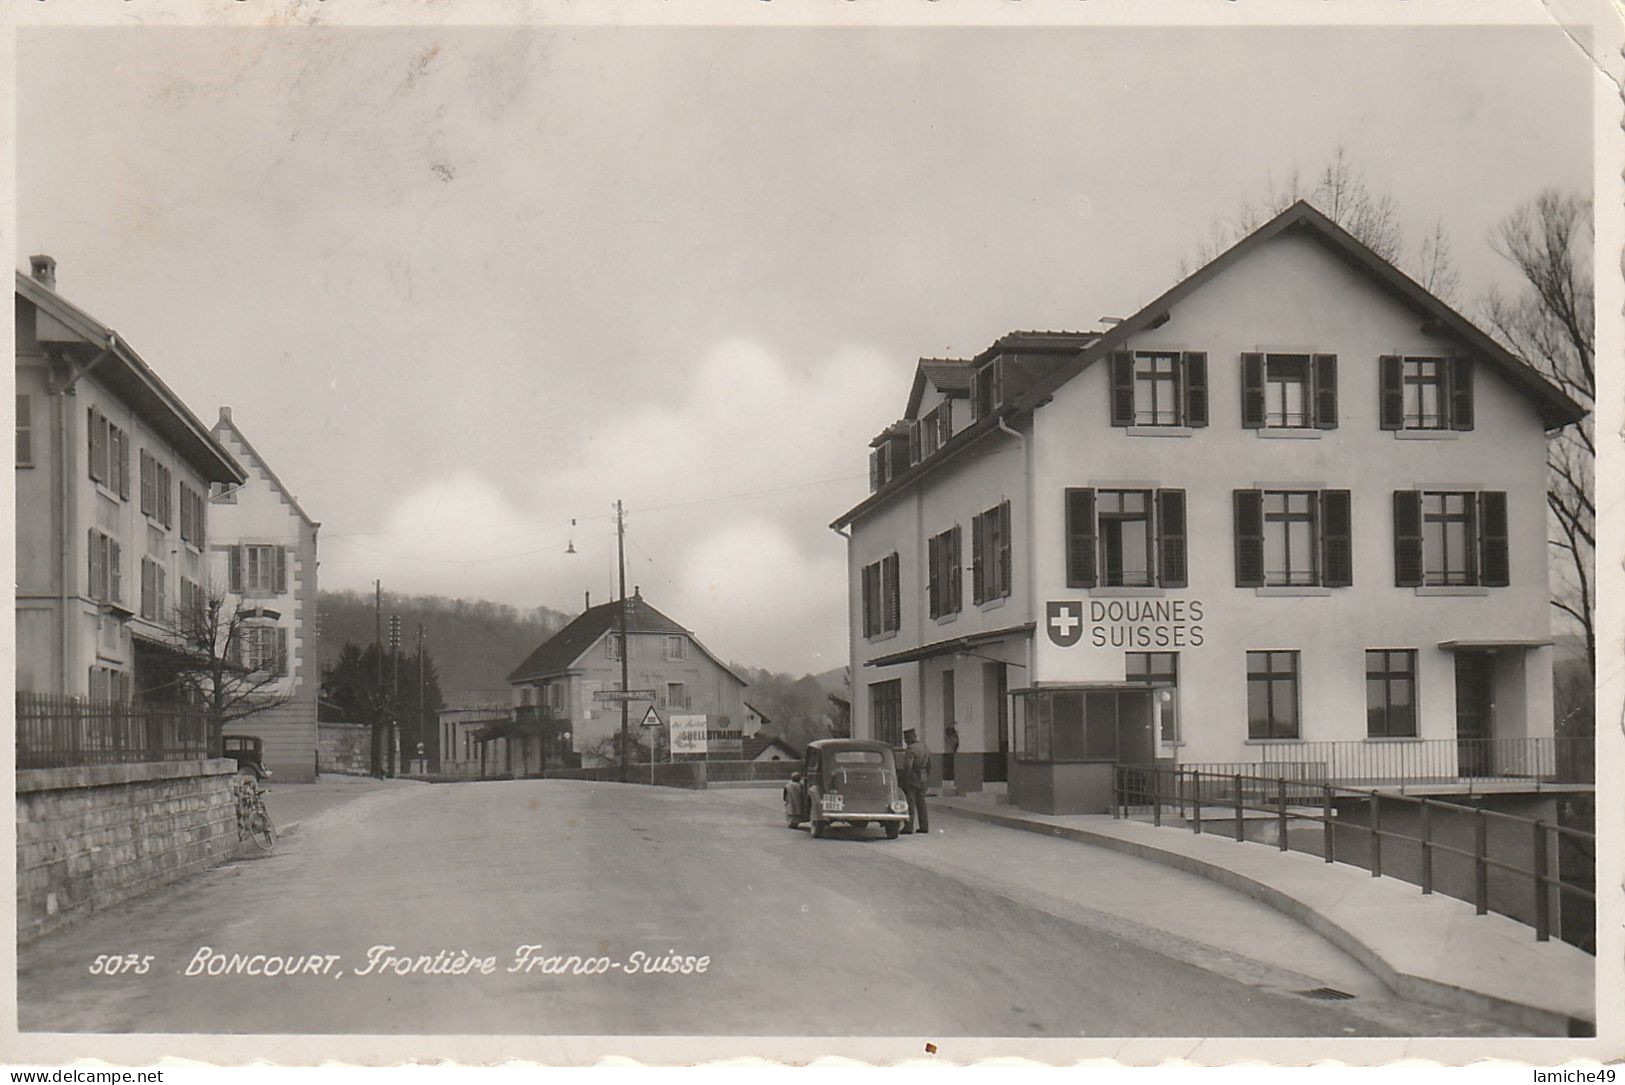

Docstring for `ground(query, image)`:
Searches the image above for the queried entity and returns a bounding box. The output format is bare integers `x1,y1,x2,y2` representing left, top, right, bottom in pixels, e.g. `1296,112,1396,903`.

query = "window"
663,635,688,661
1233,489,1352,588
139,556,167,622
1109,350,1208,428
88,407,109,484
916,403,952,460
972,501,1012,604
1380,355,1473,431
87,530,122,604
1065,488,1186,589
179,483,207,547
1013,688,1125,762
236,624,288,676
1366,649,1417,738
179,577,206,631
1246,651,1300,740
861,553,901,638
664,682,689,710
1126,652,1180,745
1392,490,1508,588
927,525,962,619
971,359,1003,420
139,450,172,524
870,679,902,746
1241,353,1338,429
605,633,624,660
87,666,130,703
211,481,238,504
230,544,287,594
868,431,912,492
17,395,32,467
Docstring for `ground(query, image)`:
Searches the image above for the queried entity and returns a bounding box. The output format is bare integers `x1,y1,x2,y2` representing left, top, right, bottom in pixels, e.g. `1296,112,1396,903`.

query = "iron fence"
1114,765,1595,950
1251,736,1592,786
16,691,211,769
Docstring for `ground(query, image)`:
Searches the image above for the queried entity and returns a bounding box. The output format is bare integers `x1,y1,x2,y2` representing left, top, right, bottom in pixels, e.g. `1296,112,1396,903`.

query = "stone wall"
17,759,240,944
318,722,373,776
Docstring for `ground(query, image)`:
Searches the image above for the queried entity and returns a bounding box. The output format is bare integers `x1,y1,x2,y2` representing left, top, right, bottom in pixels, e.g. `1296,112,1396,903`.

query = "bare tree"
166,579,296,754
1483,191,1594,676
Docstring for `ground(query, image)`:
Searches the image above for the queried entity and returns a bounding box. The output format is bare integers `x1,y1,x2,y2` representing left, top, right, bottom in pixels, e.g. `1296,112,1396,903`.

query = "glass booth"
1009,686,1158,815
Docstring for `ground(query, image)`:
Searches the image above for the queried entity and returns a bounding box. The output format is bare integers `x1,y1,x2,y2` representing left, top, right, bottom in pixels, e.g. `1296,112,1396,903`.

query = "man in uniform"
901,727,931,835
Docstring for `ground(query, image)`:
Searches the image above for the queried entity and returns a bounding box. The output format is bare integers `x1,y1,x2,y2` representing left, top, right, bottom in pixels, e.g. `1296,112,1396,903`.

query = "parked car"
782,738,910,839
223,735,273,780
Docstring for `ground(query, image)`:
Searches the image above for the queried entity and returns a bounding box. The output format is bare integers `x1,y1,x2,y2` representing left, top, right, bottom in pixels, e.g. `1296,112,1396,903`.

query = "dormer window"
915,402,952,461
971,359,1003,421
867,428,913,492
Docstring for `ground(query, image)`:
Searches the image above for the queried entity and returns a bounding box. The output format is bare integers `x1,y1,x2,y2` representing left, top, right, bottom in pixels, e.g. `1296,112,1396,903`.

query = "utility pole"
617,499,630,784
373,580,384,777
417,622,426,773
389,614,402,778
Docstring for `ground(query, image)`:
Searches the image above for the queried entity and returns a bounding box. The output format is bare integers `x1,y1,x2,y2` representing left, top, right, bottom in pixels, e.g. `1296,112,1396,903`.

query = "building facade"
505,590,749,771
833,202,1585,813
207,407,321,782
15,257,246,705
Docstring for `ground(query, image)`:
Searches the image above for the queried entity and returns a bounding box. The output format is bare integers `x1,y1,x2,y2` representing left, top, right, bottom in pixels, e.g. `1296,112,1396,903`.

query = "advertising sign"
707,730,744,758
670,715,708,755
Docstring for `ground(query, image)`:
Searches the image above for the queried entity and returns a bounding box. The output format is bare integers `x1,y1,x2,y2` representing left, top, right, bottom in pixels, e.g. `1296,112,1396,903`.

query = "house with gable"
505,589,749,772
207,406,321,781
832,200,1586,815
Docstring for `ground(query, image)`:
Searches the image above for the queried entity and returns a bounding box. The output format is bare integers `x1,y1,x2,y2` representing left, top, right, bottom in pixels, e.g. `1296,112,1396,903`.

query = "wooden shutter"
882,553,900,632
1065,488,1097,589
229,544,243,593
971,512,986,604
997,501,1012,599
861,563,876,637
1156,489,1187,588
116,430,130,499
1320,490,1353,587
141,559,154,620
156,565,166,623
948,525,962,613
195,491,206,549
88,529,101,600
1312,354,1338,429
1449,357,1475,431
869,449,881,492
1392,490,1423,587
1233,489,1264,587
1379,355,1404,430
160,465,172,527
275,627,289,677
274,547,289,594
937,405,952,448
926,535,941,619
108,539,121,603
1182,352,1208,428
1109,351,1134,426
1240,353,1265,429
87,408,100,482
139,452,152,515
1479,491,1509,586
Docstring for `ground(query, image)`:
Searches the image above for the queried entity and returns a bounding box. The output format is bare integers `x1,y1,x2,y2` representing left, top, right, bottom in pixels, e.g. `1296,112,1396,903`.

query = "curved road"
18,779,1508,1038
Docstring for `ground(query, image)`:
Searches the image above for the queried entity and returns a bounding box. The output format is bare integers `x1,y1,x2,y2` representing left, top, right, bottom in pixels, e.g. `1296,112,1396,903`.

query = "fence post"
1233,773,1244,842
1191,771,1202,835
1276,777,1288,851
1369,791,1382,878
1474,809,1489,915
1152,767,1162,828
1420,800,1433,895
1533,820,1550,942
1112,767,1121,820
1322,783,1334,863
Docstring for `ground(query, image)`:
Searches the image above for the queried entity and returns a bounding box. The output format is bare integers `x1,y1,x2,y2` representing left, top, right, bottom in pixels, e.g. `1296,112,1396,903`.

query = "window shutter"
1320,489,1353,587
1449,357,1475,431
1182,352,1208,428
1392,490,1423,587
868,449,880,492
276,627,289,676
1240,353,1265,429
88,529,100,600
1233,489,1264,587
275,547,289,594
997,501,1012,598
1313,354,1338,429
937,405,952,447
1156,489,1187,588
1109,351,1134,426
116,430,130,499
949,525,962,612
141,560,154,620
229,545,243,593
157,565,167,623
1065,488,1097,589
883,553,900,632
109,539,121,603
862,564,877,637
161,466,172,527
139,452,151,515
196,491,206,549
971,512,986,604
926,535,941,619
228,628,243,667
1479,491,1509,586
1379,355,1404,430
87,408,99,482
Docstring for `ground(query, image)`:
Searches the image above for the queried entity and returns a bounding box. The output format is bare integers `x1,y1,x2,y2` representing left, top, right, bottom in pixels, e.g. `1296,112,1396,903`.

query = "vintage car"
782,738,910,839
223,735,273,780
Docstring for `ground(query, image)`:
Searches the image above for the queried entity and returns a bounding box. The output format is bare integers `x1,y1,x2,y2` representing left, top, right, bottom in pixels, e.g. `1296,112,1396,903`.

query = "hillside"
317,590,573,703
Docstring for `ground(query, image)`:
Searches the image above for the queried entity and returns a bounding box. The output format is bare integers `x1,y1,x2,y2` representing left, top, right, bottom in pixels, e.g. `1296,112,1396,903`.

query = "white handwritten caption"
137,945,715,979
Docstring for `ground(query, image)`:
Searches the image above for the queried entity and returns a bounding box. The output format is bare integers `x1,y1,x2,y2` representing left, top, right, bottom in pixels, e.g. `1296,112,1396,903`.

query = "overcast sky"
16,24,1592,675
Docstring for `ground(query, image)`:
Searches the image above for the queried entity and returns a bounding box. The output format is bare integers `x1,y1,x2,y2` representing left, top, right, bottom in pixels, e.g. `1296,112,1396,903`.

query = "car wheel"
885,822,901,840
811,819,828,839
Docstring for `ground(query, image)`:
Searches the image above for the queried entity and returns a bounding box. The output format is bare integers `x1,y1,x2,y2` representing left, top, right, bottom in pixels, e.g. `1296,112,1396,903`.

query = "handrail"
1113,764,1595,949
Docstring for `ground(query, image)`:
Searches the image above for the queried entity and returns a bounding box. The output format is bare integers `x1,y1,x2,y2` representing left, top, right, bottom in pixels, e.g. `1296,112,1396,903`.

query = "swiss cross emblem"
1046,600,1084,648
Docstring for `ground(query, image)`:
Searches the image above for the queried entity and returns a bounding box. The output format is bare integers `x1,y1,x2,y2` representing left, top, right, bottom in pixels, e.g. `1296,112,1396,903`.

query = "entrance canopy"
1437,638,1551,652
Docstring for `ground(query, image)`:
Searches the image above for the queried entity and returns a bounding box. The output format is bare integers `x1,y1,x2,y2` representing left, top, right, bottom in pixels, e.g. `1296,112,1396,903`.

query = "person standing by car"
901,727,931,835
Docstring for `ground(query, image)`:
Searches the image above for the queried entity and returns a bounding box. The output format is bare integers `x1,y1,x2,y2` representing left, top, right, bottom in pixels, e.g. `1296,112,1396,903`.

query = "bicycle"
234,774,277,852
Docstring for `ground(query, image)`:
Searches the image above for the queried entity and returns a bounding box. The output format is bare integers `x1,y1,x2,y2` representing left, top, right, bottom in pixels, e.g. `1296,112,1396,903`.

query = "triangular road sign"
640,705,663,728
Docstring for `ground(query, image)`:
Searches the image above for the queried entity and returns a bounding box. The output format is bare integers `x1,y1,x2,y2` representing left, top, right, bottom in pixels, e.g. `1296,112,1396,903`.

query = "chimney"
633,585,641,600
219,406,233,424
29,255,56,291
584,591,590,610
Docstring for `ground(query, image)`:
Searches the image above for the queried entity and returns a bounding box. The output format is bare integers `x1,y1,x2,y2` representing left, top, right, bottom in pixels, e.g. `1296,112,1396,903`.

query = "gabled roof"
16,270,246,485
1012,201,1585,429
211,408,320,529
744,734,799,760
904,357,973,419
504,592,747,686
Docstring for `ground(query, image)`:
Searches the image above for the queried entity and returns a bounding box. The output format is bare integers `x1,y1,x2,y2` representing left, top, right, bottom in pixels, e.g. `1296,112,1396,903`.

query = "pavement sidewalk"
259,773,423,837
934,791,1594,1037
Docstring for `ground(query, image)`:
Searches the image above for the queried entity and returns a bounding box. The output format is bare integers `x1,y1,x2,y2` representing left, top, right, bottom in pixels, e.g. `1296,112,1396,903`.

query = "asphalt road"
16,779,1504,1037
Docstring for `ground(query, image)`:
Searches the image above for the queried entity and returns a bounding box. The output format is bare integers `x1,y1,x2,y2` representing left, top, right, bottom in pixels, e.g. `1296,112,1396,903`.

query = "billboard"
670,715,708,755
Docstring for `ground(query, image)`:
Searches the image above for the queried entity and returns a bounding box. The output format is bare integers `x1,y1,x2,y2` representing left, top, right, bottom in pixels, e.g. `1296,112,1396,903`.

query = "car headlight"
890,800,908,814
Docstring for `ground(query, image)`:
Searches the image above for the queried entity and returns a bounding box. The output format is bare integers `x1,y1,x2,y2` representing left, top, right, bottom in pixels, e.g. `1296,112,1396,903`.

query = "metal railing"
16,691,211,769
1114,765,1595,950
1250,736,1592,786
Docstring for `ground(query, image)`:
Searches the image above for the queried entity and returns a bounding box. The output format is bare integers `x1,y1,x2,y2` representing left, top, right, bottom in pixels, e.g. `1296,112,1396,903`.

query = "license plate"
821,793,844,812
